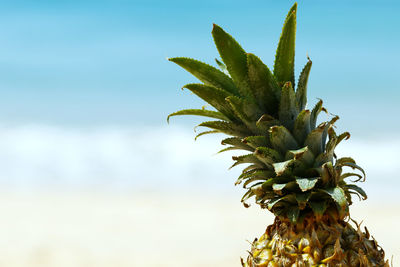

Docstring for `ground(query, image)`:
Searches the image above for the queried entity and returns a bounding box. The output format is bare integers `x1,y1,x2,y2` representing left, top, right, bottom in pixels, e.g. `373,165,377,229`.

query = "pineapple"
168,3,389,266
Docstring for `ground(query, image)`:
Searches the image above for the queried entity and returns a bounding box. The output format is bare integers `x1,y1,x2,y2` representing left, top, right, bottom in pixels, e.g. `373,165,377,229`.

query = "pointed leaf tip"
274,4,297,87
211,23,252,98
169,57,239,95
296,59,312,111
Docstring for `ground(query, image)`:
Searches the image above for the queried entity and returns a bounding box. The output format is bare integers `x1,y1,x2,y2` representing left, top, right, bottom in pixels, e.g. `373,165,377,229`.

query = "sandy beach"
0,190,397,267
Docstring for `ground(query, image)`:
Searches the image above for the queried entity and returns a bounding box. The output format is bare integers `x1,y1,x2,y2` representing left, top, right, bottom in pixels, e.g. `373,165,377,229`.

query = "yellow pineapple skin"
241,217,388,267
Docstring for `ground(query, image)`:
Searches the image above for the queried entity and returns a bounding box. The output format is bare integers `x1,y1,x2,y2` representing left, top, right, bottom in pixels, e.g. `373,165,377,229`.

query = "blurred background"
0,0,399,266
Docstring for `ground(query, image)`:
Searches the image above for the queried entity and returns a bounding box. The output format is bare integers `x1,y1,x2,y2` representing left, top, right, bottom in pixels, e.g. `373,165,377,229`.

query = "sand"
0,190,397,266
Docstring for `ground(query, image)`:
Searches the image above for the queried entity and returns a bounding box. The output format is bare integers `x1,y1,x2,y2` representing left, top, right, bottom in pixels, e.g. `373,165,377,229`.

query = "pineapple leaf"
217,146,241,154
335,156,355,165
241,164,262,174
335,157,365,179
336,132,351,146
293,110,311,145
267,197,283,210
225,95,262,131
272,183,287,192
269,126,299,154
279,82,298,131
304,124,325,156
296,177,319,192
215,58,228,74
321,116,339,151
194,130,219,140
247,53,280,114
322,187,348,209
267,194,296,210
169,57,239,95
340,172,363,182
241,190,255,204
243,176,271,189
237,169,272,186
296,58,312,110
254,147,284,166
338,162,366,182
345,184,367,200
287,147,315,166
198,121,249,137
221,137,254,151
167,109,228,123
212,24,252,98
242,136,270,149
295,192,311,209
309,201,328,217
320,161,335,185
314,151,334,167
310,99,323,130
274,3,297,87
241,170,275,186
231,154,264,169
183,83,236,121
273,159,295,176
256,114,280,133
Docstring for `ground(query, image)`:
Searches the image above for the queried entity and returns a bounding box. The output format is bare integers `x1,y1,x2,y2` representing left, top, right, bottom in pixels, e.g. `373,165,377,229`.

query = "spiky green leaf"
304,124,325,156
346,184,367,200
340,172,363,182
221,137,253,151
309,201,328,217
256,114,280,133
279,82,298,131
217,146,241,154
322,187,348,209
272,183,287,192
194,130,219,140
198,121,249,137
293,110,311,145
254,147,283,166
225,96,262,133
230,154,264,169
310,99,323,129
167,109,228,123
242,136,270,149
247,53,280,113
243,176,272,189
296,58,312,110
212,24,252,97
295,192,311,209
274,3,297,87
273,159,295,176
269,126,299,154
215,58,228,74
296,177,319,192
286,147,315,167
169,57,239,95
183,83,236,121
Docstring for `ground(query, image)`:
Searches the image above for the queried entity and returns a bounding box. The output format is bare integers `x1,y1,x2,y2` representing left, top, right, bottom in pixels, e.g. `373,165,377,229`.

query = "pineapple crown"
167,3,366,223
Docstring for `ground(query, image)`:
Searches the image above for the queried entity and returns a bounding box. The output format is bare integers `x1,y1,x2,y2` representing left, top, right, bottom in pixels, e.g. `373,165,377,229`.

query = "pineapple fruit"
168,3,389,266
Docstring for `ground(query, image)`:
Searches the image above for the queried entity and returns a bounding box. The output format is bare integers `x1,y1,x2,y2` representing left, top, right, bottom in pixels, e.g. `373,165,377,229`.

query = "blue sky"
0,1,398,196
0,0,398,135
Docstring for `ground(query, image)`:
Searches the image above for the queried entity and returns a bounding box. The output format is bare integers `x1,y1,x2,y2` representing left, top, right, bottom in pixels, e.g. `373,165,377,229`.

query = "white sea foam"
0,124,397,197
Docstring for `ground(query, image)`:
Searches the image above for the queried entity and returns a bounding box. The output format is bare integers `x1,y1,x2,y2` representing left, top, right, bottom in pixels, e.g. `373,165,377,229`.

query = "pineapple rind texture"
241,218,389,267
